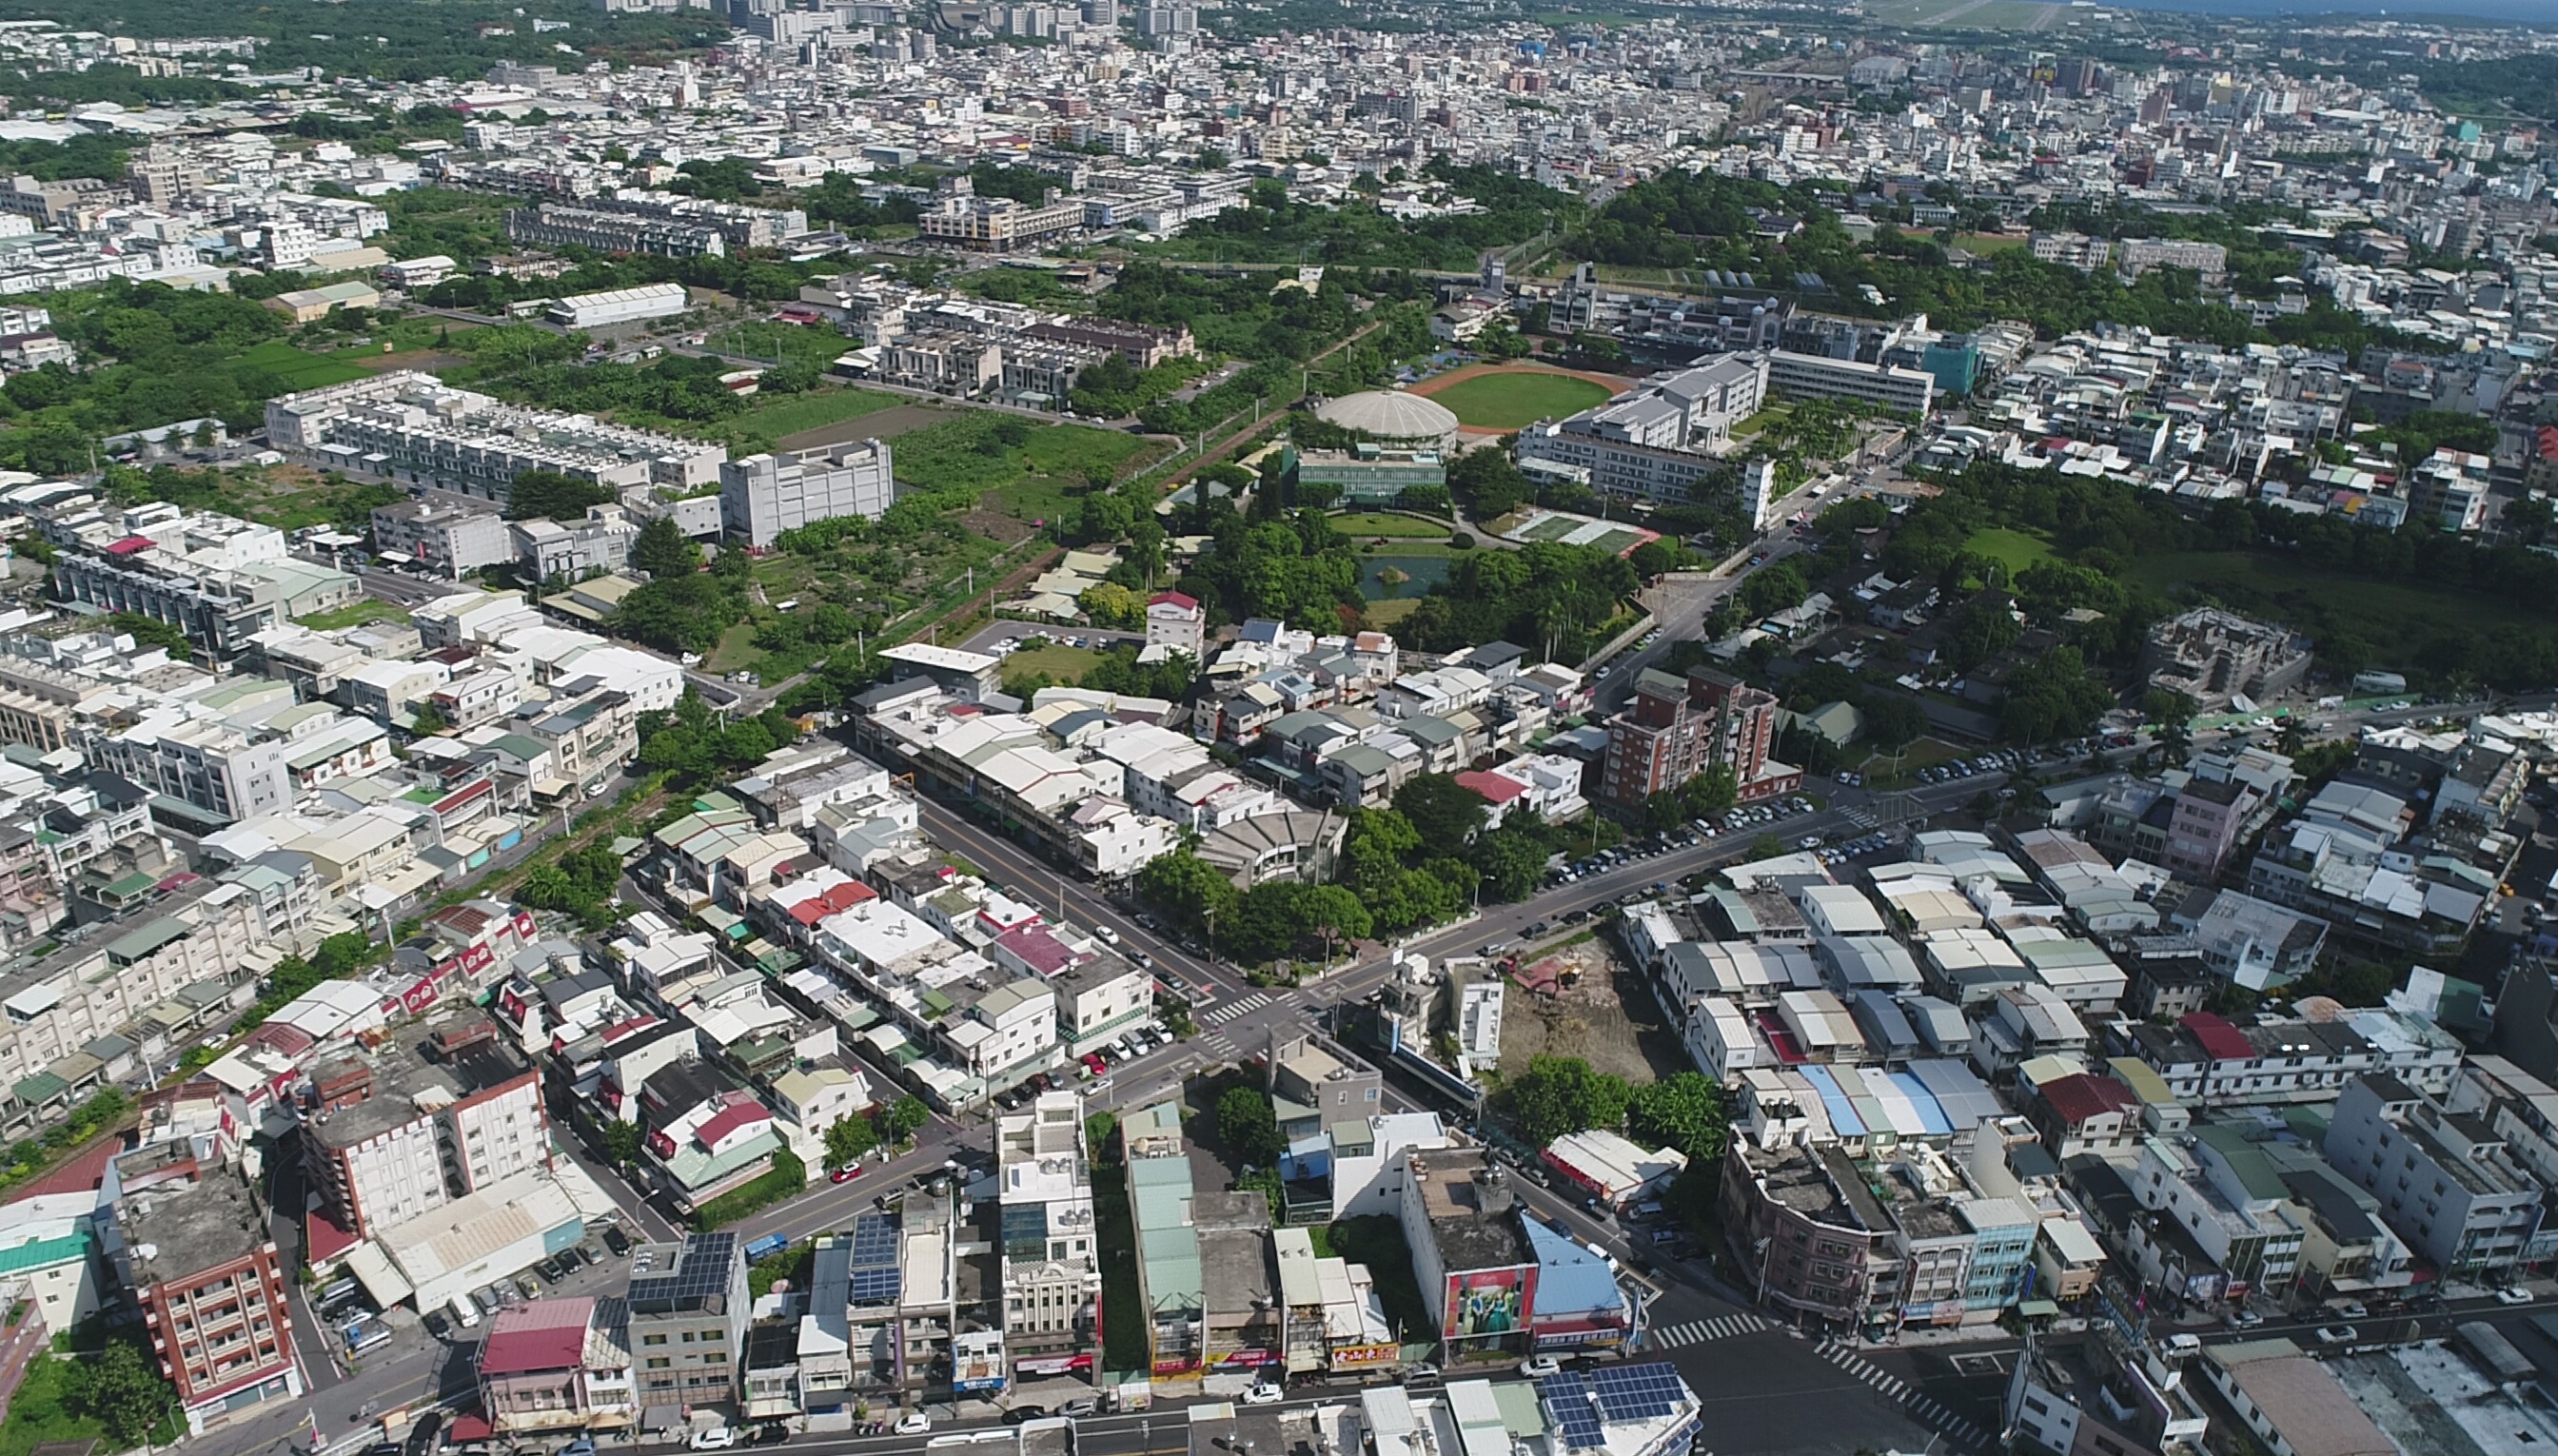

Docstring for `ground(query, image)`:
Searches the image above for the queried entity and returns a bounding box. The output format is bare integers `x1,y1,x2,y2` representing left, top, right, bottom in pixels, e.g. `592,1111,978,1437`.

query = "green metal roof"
11,1072,67,1105
0,1230,89,1275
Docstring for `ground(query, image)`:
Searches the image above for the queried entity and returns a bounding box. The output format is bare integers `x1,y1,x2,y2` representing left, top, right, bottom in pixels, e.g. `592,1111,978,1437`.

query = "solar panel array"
1590,1363,1686,1422
1537,1373,1605,1450
633,1231,738,1311
849,1214,901,1305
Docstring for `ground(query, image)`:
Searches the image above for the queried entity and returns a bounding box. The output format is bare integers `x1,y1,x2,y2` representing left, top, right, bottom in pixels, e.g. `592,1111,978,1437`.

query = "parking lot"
315,1217,638,1385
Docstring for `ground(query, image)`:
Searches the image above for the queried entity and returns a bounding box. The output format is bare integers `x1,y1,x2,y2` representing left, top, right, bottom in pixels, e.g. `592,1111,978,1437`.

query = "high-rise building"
1601,666,1790,810
300,1014,550,1240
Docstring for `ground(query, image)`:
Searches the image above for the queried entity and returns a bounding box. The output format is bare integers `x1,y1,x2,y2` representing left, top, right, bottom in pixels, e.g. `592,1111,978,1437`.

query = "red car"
1081,1053,1109,1077
831,1163,863,1184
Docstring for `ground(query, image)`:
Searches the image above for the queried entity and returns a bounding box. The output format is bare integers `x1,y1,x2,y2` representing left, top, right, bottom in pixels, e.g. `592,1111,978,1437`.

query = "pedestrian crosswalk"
1815,1339,1993,1452
1202,992,1275,1025
1840,805,1880,829
1643,1312,1773,1349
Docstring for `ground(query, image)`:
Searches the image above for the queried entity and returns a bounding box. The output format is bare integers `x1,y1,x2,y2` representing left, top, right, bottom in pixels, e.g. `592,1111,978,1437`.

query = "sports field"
238,341,374,389
1964,527,2055,575
1414,367,1614,429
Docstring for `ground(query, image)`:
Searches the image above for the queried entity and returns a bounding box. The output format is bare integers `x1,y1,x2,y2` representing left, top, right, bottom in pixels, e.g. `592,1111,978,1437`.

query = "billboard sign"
1444,1267,1533,1339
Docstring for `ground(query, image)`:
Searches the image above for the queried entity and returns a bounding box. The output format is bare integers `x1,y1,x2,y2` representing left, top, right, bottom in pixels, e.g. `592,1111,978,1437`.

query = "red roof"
787,879,876,925
2179,1011,2255,1062
694,1097,771,1151
478,1297,596,1374
306,1207,361,1264
1454,770,1525,805
104,535,154,555
1150,591,1199,611
2039,1072,2139,1127
446,1414,494,1443
995,923,1075,976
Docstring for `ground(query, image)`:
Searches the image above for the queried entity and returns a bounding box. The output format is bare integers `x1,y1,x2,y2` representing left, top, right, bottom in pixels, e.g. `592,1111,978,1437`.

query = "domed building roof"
1314,388,1461,447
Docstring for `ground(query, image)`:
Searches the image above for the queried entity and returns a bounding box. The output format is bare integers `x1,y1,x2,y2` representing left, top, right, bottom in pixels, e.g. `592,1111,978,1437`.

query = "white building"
718,439,896,549
994,1092,1100,1366
1145,591,1204,657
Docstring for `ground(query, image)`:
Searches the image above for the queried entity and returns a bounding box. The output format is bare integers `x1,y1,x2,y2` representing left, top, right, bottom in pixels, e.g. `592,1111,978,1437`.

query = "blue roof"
1521,1216,1622,1319
1797,1064,1867,1138
1887,1071,1956,1137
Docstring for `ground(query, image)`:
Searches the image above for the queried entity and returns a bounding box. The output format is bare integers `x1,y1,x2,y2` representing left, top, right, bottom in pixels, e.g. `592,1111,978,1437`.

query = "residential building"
113,1151,304,1436
371,499,513,580
626,1231,749,1410
2142,608,2312,711
1396,1149,1539,1360
995,1091,1100,1375
2323,1073,2544,1277
718,439,896,549
1602,666,1795,810
513,505,640,581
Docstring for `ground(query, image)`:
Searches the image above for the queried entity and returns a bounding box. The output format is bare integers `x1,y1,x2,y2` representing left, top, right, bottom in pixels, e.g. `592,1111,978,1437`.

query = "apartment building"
718,439,896,548
91,711,289,820
114,1153,303,1436
626,1232,750,1409
504,202,727,258
1602,666,1792,810
267,373,725,503
920,192,1084,251
995,1092,1100,1369
371,499,513,580
2324,1073,2545,1276
300,1015,550,1240
513,505,640,581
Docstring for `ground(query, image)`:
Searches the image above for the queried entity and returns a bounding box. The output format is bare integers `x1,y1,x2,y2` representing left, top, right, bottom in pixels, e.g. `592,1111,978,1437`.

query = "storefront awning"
343,1240,413,1308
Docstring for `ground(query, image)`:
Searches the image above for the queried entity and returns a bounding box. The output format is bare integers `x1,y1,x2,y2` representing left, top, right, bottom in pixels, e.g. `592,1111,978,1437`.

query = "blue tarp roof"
1520,1215,1623,1319
1797,1064,1867,1139
1887,1071,1956,1137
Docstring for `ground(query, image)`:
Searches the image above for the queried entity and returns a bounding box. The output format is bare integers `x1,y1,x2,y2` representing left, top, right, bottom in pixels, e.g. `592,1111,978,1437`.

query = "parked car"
1241,1382,1283,1406
894,1414,933,1435
2336,1301,2368,1321
2498,1288,2538,1306
1520,1355,1563,1379
689,1428,738,1451
831,1164,864,1184
2315,1326,2358,1346
601,1227,631,1256
1060,1399,1098,1418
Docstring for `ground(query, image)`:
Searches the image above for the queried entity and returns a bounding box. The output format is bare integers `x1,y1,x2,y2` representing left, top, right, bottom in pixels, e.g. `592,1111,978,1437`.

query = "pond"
1361,553,1450,602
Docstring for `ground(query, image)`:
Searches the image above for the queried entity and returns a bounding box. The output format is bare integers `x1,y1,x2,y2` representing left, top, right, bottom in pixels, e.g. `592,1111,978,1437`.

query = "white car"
1242,1382,1283,1406
2498,1288,2537,1306
689,1429,738,1451
1095,925,1121,944
1520,1355,1563,1379
895,1413,934,1434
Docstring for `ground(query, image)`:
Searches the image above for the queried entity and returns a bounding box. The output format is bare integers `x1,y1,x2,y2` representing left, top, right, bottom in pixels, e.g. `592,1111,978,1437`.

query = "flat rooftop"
304,1021,529,1149
1407,1150,1532,1271
125,1170,267,1282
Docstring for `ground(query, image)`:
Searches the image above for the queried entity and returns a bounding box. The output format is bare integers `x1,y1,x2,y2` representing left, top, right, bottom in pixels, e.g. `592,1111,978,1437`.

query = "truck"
745,1233,791,1262
448,1291,480,1329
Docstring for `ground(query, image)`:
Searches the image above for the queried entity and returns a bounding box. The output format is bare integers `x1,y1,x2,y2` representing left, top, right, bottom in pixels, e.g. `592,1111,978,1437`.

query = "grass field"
1427,371,1613,429
1365,597,1423,625
1733,404,1791,438
712,386,903,452
296,599,409,631
1333,511,1450,538
2130,551,2540,671
238,340,374,388
1003,642,1104,685
895,414,1170,523
1965,527,2055,575
711,320,856,370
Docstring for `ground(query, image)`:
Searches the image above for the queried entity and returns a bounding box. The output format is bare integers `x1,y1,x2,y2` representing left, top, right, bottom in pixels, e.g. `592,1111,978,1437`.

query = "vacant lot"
2131,550,2544,676
1498,937,1688,1088
893,414,1171,523
237,340,374,389
1001,642,1104,685
1418,368,1614,430
713,386,905,453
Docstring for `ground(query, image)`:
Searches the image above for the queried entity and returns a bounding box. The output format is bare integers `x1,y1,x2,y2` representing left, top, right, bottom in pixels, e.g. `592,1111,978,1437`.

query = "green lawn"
713,386,903,453
1732,404,1791,439
296,598,409,631
1333,510,1451,538
2130,550,2541,672
1427,371,1613,429
1367,597,1423,625
236,340,374,388
1964,527,2055,575
1852,735,1973,787
1002,642,1103,685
